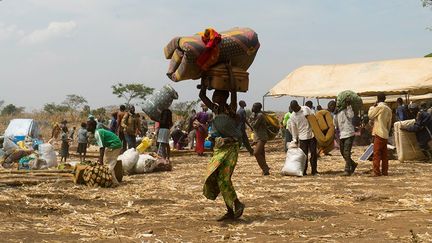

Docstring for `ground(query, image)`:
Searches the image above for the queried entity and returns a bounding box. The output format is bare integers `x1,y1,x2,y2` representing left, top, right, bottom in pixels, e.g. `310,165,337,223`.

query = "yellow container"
137,137,152,153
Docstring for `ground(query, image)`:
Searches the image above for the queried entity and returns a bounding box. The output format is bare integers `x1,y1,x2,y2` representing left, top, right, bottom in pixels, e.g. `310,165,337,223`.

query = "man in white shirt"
334,98,358,176
288,100,318,175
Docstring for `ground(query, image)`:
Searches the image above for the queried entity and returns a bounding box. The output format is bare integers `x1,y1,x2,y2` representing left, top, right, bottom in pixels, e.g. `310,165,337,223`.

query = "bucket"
142,84,178,121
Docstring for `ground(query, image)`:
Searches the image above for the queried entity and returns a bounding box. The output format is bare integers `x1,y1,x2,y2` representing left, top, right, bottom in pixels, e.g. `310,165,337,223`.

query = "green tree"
92,107,107,120
111,83,154,105
43,103,70,114
1,104,24,116
62,94,87,111
423,0,432,8
172,99,200,118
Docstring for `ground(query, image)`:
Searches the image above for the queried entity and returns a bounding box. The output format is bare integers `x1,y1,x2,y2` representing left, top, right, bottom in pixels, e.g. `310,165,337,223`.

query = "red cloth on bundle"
196,28,222,71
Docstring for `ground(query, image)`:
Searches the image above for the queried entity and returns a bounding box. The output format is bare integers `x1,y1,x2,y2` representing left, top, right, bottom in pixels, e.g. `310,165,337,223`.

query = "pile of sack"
0,137,58,170
118,148,172,175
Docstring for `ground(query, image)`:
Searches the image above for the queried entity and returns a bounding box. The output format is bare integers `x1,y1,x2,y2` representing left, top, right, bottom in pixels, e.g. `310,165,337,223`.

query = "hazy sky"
0,0,431,112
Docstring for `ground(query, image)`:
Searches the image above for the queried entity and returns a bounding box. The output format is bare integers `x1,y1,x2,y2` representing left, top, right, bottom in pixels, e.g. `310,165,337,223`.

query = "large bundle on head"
336,90,363,115
164,27,260,83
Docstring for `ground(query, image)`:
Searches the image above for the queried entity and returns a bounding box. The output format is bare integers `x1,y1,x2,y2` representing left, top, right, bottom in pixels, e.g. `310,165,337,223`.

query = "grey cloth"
77,128,88,144
157,128,170,144
212,114,242,140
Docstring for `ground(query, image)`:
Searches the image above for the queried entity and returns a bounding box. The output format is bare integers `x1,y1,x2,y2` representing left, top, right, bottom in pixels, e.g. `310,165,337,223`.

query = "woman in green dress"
199,84,245,221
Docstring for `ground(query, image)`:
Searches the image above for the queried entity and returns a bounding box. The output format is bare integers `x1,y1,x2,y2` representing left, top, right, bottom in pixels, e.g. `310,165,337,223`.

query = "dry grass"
1,139,432,242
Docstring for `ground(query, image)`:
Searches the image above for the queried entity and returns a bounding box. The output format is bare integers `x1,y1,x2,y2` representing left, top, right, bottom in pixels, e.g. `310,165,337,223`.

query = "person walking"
77,122,88,162
116,105,127,152
368,93,392,176
194,104,209,156
288,100,318,176
157,109,173,160
121,106,142,149
334,98,358,176
250,102,271,175
199,85,245,221
237,100,254,155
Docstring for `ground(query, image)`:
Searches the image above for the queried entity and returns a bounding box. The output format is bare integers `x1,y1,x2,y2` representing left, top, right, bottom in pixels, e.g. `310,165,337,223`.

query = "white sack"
281,148,306,177
38,143,58,168
118,148,139,174
134,154,157,174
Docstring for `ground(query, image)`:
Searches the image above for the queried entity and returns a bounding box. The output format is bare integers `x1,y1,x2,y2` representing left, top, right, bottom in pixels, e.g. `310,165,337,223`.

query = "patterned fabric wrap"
203,139,239,210
164,27,260,81
82,162,113,188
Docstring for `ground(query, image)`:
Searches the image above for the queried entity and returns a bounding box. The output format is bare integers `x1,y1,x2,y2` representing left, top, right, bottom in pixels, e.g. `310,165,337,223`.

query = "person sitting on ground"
334,98,358,176
289,100,318,176
157,109,173,160
94,128,123,187
77,122,88,162
199,84,245,221
250,102,271,176
368,93,392,176
401,103,432,161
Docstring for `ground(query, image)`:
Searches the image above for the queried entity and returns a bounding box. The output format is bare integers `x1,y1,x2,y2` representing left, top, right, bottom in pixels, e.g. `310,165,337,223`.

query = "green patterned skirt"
203,138,239,210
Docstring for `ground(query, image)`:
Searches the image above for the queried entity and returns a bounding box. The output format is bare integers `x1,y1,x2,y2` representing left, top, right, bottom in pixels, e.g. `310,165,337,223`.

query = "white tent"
268,57,432,99
4,119,40,138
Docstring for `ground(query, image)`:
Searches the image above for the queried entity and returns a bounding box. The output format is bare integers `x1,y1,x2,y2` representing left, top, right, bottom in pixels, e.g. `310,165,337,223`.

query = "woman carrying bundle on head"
199,84,245,221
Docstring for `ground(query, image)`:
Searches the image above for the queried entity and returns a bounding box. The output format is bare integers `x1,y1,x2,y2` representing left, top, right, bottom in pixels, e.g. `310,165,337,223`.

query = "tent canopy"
268,58,432,99
4,119,40,138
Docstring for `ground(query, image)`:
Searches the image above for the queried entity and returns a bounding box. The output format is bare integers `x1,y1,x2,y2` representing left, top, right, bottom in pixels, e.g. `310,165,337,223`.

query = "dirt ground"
1,139,432,242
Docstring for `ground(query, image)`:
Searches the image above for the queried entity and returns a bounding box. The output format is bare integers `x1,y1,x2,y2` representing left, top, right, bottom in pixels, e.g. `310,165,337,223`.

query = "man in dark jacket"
402,103,432,161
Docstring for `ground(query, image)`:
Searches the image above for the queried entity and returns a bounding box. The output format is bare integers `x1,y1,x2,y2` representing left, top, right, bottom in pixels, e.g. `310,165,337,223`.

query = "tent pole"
262,92,269,111
316,98,320,106
302,97,305,106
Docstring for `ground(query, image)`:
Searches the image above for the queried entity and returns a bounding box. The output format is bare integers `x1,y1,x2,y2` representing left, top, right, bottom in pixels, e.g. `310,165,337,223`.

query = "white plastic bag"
38,143,58,168
281,148,306,177
3,137,18,155
134,154,157,174
118,148,139,174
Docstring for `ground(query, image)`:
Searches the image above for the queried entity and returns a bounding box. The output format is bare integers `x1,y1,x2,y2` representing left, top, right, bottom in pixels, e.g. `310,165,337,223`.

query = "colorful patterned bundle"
164,27,260,82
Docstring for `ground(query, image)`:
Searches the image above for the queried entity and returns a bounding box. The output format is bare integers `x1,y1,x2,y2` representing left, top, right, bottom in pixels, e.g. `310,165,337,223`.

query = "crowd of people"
46,90,432,220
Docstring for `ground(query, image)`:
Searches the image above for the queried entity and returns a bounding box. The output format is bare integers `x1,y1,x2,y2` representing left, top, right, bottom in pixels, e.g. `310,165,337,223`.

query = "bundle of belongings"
394,119,427,162
73,161,123,188
307,110,335,155
1,137,57,170
118,148,172,175
164,27,260,85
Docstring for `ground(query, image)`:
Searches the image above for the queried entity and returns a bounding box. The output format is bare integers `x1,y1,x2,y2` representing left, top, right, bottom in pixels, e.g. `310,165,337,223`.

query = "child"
60,126,70,162
77,122,88,162
157,109,173,159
